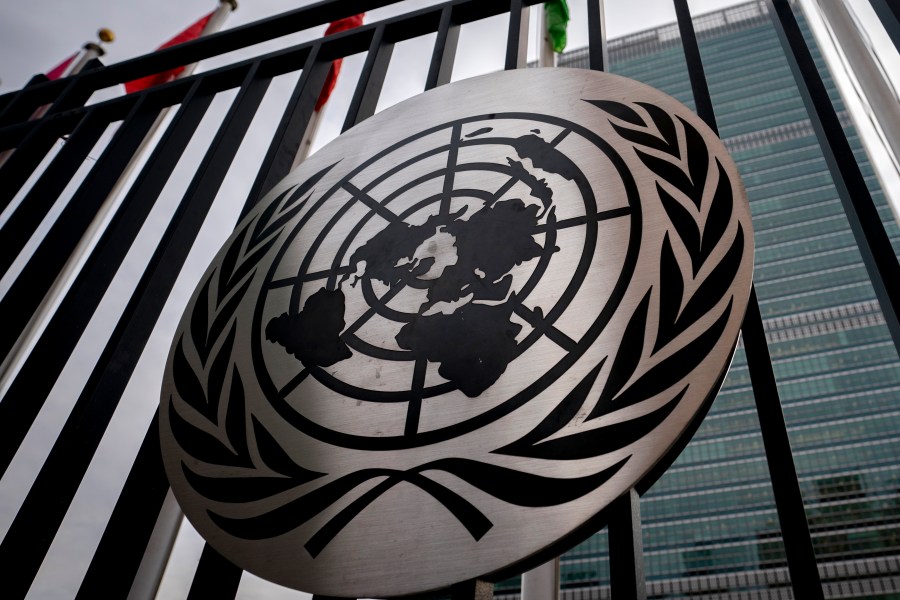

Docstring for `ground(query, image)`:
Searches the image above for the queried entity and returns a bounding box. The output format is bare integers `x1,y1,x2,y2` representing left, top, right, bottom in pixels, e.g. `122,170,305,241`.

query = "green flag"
545,0,570,53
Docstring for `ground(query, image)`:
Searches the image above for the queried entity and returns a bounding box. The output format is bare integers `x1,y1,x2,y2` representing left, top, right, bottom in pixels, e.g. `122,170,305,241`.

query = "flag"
46,52,79,80
125,11,213,93
545,0,570,54
315,14,365,111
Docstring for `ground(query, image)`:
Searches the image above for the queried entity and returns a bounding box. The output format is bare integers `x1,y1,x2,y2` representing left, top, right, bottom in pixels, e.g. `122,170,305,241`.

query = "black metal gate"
0,0,897,598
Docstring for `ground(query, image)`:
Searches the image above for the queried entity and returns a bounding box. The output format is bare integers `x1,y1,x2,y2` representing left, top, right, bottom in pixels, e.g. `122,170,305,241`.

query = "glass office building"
500,2,900,598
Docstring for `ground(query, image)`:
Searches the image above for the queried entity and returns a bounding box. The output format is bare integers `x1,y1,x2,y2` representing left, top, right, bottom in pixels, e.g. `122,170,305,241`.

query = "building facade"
501,2,900,598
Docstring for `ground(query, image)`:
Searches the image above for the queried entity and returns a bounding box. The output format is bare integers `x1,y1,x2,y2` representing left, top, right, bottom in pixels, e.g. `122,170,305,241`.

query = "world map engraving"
265,130,581,399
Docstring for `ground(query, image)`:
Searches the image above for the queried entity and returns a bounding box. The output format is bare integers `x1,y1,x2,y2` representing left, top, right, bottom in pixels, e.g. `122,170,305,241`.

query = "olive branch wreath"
166,101,744,558
496,100,744,460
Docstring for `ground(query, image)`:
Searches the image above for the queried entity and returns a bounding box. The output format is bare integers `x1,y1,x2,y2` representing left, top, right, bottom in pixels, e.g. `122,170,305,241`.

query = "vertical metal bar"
0,113,83,214
0,64,101,200
0,74,49,124
75,418,171,600
0,120,34,151
0,81,57,127
425,6,460,90
343,25,394,131
607,489,646,600
81,70,299,597
0,109,107,277
187,544,243,600
243,46,331,218
673,0,716,124
505,0,530,70
0,97,158,365
868,0,900,53
586,0,608,71
767,0,900,354
0,66,271,600
0,84,213,476
0,59,100,127
673,0,824,594
743,291,825,598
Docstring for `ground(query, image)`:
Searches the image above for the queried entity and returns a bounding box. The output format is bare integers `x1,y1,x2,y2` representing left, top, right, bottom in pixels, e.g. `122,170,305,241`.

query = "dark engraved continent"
425,198,546,307
346,209,466,286
505,159,553,216
396,198,551,396
396,303,522,398
266,288,352,367
512,133,579,180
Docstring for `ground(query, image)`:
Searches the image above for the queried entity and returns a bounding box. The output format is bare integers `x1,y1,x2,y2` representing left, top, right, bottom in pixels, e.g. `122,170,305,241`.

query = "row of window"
758,280,877,318
651,437,898,496
719,360,900,405
756,263,870,298
696,387,900,442
723,340,898,388
740,155,828,188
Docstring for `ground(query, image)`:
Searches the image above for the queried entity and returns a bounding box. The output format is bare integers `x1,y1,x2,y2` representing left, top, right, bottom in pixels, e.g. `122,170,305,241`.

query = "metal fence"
0,0,897,598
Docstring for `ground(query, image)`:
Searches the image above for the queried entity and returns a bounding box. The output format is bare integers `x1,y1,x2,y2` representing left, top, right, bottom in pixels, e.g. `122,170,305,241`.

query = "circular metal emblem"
160,68,753,597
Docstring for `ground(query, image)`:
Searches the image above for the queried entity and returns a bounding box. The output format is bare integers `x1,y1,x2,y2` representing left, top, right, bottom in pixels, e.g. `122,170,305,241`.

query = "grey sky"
0,1,896,599
0,0,746,94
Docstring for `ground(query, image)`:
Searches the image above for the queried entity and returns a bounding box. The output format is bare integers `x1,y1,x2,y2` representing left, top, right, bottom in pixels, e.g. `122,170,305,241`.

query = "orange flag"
125,12,213,93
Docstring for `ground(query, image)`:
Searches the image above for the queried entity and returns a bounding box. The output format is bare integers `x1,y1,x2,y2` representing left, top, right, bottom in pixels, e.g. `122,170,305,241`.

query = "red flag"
125,12,213,93
315,14,365,111
46,52,79,80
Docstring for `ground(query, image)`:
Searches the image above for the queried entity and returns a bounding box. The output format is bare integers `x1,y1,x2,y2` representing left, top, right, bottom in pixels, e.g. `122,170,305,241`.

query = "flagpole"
293,105,323,168
64,28,116,81
538,3,557,68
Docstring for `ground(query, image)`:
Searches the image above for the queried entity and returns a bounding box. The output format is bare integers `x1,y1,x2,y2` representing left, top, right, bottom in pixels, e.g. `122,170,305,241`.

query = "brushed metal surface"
159,68,754,597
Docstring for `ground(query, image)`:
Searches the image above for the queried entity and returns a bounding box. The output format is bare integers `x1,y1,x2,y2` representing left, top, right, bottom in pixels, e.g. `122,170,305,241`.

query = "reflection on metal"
160,68,754,597
809,0,900,225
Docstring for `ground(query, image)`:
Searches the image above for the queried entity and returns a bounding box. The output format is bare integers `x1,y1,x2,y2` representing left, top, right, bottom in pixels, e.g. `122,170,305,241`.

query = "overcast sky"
0,0,773,94
0,1,897,599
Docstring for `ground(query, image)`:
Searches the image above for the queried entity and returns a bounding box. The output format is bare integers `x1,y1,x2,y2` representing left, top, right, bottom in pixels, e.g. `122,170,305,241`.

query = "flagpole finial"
83,42,106,57
98,28,115,43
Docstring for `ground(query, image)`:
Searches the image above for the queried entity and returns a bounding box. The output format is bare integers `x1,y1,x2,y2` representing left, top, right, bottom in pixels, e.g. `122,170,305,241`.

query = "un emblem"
160,68,753,597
